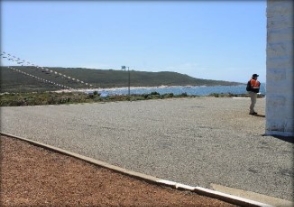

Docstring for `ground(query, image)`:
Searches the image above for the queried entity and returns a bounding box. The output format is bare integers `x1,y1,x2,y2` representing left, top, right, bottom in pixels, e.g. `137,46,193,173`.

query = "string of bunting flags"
7,66,74,90
0,51,93,89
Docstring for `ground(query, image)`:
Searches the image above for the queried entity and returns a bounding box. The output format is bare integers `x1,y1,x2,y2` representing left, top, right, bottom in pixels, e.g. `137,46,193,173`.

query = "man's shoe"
249,112,258,115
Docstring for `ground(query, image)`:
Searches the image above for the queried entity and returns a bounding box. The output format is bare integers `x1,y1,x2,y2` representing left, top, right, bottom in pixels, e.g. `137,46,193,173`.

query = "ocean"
81,83,266,97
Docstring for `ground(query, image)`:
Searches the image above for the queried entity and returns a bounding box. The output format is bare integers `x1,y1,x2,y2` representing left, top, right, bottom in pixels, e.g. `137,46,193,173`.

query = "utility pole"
122,65,131,101
128,66,130,100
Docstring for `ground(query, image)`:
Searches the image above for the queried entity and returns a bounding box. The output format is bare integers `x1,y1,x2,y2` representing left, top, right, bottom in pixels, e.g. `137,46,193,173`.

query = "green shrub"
164,93,174,98
150,91,160,96
210,93,219,97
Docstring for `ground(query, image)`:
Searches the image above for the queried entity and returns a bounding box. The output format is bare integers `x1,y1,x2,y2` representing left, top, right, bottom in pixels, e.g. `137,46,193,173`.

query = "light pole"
122,65,130,100
128,67,130,99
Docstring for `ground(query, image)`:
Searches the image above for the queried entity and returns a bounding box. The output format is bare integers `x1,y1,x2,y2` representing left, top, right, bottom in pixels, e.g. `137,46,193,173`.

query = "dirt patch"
0,135,237,207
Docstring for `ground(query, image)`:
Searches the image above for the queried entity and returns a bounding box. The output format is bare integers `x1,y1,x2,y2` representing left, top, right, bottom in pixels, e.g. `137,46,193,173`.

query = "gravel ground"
1,97,293,201
1,135,236,207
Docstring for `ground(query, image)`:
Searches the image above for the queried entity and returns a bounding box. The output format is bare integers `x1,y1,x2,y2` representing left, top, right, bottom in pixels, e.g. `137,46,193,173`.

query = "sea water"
82,83,266,97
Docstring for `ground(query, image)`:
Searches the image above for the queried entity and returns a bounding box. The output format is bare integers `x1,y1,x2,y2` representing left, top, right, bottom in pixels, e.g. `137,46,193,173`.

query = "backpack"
246,80,251,91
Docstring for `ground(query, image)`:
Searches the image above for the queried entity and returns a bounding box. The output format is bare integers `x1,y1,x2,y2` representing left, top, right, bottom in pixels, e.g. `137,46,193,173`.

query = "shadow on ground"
263,134,294,144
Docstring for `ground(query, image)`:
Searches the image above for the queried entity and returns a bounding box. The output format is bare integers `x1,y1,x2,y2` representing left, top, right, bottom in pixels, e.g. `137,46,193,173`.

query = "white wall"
266,0,294,136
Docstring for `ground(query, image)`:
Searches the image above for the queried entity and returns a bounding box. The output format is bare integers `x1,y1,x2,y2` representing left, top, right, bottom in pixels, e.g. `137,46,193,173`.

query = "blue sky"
1,1,266,83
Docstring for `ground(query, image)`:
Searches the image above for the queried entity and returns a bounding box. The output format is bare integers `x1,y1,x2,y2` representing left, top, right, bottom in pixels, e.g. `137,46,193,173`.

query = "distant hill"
0,66,242,93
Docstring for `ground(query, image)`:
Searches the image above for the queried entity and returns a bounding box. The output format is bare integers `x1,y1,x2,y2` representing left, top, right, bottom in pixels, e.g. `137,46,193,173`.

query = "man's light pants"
249,91,257,113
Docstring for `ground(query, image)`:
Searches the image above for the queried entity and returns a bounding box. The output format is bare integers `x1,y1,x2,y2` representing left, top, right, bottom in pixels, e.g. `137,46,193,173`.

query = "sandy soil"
0,135,237,207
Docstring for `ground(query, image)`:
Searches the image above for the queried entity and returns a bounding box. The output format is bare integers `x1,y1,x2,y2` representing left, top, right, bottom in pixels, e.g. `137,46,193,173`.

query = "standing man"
248,74,260,115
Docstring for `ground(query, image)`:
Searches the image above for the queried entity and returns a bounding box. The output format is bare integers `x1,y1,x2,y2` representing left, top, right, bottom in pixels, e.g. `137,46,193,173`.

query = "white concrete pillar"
266,0,294,136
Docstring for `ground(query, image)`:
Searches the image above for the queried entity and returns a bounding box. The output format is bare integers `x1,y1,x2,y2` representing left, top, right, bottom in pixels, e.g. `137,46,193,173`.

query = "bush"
93,96,103,102
133,96,145,101
150,91,160,96
210,93,219,97
164,93,174,98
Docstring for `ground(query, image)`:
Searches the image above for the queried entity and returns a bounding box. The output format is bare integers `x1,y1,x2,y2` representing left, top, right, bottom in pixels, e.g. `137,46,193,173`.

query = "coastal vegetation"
1,66,242,93
0,91,188,106
0,91,264,107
